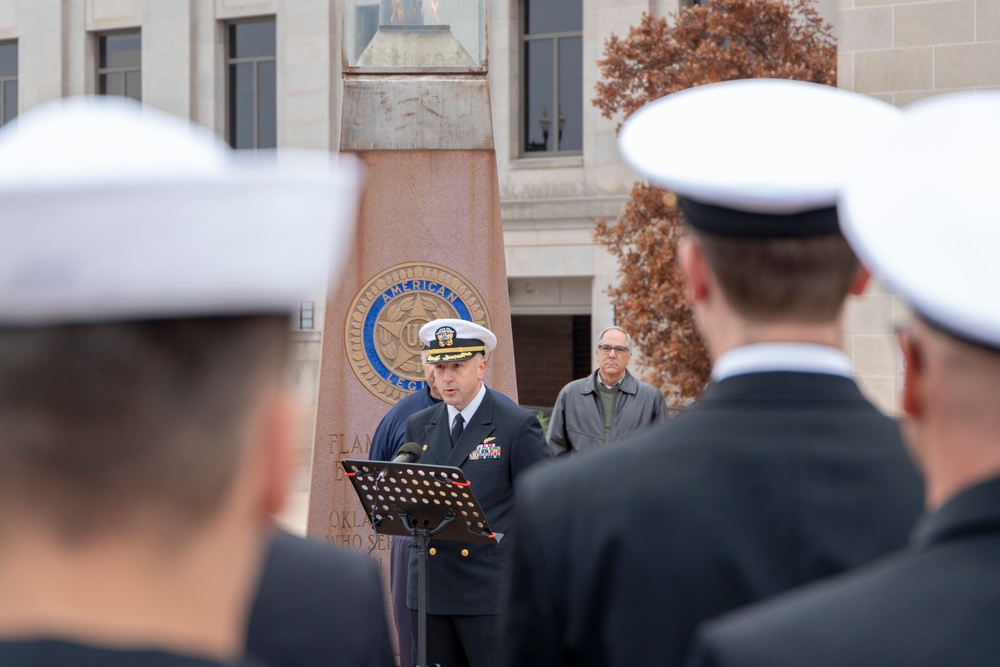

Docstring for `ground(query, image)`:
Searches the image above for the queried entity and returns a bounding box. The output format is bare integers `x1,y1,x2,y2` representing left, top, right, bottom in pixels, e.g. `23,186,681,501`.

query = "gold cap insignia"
436,326,456,347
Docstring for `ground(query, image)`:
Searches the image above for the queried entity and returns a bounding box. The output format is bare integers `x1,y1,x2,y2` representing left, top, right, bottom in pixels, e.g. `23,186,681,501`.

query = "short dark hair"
690,226,860,323
0,315,290,544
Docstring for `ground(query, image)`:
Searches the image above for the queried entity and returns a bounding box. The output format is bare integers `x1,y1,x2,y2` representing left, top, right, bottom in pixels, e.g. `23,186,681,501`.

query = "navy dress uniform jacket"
687,477,1000,667
368,386,517,667
371,387,517,463
404,387,551,616
504,371,924,667
246,529,396,667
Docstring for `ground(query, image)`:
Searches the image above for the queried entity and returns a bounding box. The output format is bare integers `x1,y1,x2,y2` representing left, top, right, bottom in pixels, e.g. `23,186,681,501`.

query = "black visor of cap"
677,197,841,238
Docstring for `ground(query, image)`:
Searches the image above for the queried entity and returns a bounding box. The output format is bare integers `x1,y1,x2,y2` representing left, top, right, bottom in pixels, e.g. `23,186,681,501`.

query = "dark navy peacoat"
687,477,1000,667
505,371,925,667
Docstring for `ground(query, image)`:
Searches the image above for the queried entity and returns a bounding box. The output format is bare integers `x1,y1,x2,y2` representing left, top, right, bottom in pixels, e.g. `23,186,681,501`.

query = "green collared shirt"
596,373,623,441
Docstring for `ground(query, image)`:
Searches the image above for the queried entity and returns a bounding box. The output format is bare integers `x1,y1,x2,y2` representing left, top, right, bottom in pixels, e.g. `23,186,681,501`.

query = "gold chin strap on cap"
426,346,485,362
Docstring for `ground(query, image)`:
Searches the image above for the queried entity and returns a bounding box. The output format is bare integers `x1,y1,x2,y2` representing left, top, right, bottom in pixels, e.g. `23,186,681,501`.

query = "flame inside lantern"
389,0,441,25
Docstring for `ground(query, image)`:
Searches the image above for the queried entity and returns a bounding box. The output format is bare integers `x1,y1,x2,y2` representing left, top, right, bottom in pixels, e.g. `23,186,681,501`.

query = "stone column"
307,0,514,590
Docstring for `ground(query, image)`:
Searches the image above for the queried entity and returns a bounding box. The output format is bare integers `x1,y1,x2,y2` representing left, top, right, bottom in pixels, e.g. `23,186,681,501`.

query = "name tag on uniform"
469,437,502,460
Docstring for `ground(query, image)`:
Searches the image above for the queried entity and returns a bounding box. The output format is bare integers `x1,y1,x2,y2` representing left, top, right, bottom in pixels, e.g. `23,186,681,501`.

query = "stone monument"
307,0,513,594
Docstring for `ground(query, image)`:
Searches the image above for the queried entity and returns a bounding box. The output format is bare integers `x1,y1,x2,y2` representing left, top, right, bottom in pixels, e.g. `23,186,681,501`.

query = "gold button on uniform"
461,549,469,557
429,548,437,556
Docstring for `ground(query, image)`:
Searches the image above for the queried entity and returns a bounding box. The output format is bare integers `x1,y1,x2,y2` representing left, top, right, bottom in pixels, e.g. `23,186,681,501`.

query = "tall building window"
522,0,582,155
97,31,141,100
0,41,17,126
227,19,276,150
298,301,315,330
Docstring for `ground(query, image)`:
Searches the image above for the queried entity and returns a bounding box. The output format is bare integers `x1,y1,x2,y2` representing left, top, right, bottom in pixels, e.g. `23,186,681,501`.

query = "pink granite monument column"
307,0,512,598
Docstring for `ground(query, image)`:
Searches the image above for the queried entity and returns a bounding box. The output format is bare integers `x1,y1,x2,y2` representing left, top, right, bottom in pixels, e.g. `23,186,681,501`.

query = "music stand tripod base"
343,459,499,667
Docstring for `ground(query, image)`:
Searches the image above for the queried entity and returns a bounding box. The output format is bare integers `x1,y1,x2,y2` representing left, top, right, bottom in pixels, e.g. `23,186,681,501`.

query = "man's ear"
477,355,488,381
849,265,872,296
679,236,710,305
899,328,923,419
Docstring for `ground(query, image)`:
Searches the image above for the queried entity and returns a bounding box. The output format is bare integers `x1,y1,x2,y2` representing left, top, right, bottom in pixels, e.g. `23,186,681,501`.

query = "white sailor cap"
618,78,900,237
0,96,360,325
419,318,497,364
839,91,1000,350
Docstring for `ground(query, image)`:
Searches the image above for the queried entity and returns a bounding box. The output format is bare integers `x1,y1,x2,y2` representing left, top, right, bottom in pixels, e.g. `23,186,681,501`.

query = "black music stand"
342,458,499,667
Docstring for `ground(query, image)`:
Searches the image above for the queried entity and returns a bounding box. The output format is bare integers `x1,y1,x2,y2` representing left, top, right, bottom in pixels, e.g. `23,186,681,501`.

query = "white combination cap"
839,91,1000,349
618,78,900,236
0,95,360,325
419,318,497,363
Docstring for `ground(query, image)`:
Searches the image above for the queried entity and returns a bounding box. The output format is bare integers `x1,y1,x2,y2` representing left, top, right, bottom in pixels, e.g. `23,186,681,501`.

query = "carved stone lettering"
368,533,392,551
329,510,374,530
329,433,370,457
325,533,366,551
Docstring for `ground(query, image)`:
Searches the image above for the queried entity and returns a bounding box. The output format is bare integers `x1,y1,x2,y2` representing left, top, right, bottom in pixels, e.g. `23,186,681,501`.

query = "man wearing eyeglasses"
547,325,666,456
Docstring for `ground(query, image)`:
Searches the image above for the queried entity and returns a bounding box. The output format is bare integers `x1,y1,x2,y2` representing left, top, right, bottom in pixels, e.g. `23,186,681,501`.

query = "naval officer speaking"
403,318,551,667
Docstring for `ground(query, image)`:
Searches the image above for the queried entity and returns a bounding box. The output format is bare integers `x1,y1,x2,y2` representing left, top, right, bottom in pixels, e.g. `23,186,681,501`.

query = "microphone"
392,442,422,464
377,442,422,482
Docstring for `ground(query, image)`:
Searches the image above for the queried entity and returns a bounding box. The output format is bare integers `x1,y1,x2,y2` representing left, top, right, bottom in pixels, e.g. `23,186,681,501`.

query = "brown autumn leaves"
592,0,836,405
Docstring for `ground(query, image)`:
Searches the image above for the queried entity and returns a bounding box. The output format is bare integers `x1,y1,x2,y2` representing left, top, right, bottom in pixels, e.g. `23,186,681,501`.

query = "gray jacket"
547,370,666,455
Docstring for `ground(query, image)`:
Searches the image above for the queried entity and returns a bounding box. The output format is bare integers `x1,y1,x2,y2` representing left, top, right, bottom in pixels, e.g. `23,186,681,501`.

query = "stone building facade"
837,0,1000,414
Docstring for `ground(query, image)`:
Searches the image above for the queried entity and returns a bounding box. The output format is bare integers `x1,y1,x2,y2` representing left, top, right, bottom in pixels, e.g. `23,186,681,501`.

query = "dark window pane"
99,72,124,97
125,70,141,101
299,301,315,330
257,59,276,149
100,32,141,69
229,62,255,149
525,0,582,35
2,80,15,124
572,315,592,379
230,21,276,59
524,39,553,153
0,42,16,78
355,5,380,60
557,36,582,151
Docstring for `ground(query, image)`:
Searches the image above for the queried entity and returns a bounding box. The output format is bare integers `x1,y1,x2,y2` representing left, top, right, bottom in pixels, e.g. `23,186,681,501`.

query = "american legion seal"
346,262,491,404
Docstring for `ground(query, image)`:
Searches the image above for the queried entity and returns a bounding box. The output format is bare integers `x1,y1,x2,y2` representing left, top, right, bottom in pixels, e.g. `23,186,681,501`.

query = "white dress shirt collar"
446,383,487,427
596,369,625,390
711,343,853,382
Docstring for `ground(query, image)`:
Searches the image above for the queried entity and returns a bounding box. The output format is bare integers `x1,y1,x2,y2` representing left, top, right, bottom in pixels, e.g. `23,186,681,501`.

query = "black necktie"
451,414,465,446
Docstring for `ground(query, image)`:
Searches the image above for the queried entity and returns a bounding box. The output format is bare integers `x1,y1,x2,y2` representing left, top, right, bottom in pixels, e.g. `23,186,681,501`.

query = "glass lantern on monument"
345,0,486,72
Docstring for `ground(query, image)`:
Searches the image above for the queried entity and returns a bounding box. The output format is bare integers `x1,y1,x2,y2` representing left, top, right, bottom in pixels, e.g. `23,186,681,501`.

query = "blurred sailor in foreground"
504,79,924,667
687,91,1000,667
0,96,392,667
